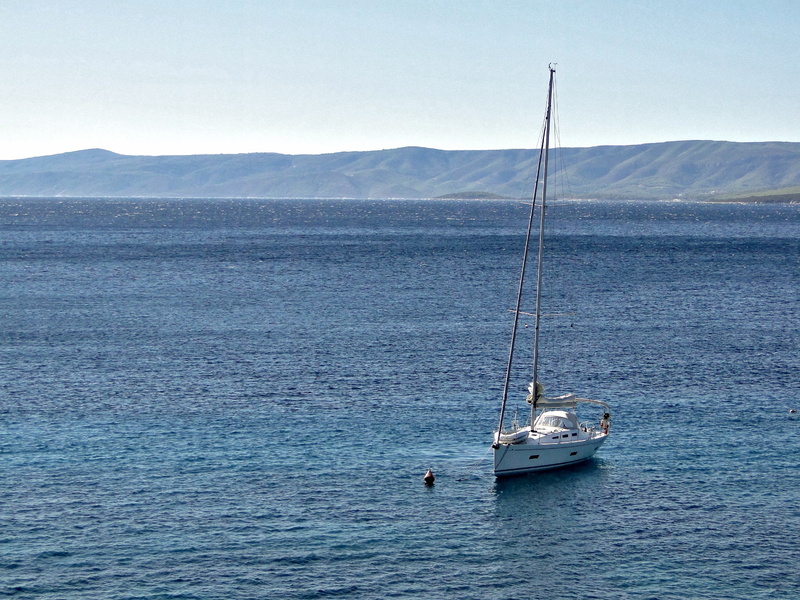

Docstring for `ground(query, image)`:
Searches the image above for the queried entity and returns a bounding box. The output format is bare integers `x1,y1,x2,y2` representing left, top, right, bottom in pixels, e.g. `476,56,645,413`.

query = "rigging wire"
550,74,575,203
495,68,553,438
541,71,582,394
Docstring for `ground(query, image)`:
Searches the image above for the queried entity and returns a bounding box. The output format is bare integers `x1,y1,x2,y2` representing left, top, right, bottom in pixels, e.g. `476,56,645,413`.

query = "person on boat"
600,413,610,434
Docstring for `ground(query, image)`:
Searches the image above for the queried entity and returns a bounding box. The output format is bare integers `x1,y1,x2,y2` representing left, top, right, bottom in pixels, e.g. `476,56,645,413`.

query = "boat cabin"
533,410,579,432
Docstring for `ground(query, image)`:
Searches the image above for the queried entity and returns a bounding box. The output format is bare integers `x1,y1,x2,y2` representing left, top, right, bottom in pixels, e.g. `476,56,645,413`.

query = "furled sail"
525,380,545,404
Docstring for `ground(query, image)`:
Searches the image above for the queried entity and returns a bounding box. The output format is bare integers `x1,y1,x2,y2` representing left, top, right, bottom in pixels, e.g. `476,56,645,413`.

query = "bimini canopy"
536,393,610,410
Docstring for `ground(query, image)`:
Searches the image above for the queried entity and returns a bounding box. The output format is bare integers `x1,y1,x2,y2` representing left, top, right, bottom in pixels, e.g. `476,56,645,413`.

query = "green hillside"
1,141,799,199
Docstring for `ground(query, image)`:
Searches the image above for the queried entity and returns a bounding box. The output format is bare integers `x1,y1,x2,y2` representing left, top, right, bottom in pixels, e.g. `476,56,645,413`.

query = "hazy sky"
1,1,798,159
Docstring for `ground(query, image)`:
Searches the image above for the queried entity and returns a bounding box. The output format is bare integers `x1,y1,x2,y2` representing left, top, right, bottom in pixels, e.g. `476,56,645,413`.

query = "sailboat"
492,66,611,477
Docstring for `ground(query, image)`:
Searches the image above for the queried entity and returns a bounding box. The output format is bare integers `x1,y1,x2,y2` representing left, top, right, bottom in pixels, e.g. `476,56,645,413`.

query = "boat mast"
530,65,555,423
495,66,553,440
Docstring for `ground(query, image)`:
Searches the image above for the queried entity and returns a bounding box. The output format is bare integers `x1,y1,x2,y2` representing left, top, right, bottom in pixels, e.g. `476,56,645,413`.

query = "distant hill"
2,141,800,199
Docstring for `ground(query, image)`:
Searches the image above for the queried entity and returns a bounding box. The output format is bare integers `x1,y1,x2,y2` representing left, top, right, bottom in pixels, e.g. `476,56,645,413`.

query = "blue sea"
1,198,799,600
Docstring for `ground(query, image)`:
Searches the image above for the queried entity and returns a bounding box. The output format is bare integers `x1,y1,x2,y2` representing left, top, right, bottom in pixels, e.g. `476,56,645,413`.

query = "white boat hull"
493,431,607,476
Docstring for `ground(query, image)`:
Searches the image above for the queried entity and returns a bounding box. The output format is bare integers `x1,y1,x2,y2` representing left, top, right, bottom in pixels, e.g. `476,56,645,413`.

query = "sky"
1,0,798,160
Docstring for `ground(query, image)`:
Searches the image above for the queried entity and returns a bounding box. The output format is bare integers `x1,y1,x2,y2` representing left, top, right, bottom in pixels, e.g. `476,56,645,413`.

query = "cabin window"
529,455,539,460
570,451,578,456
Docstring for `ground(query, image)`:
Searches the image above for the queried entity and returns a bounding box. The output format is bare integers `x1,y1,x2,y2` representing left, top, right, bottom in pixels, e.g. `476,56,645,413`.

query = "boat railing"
494,422,606,446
